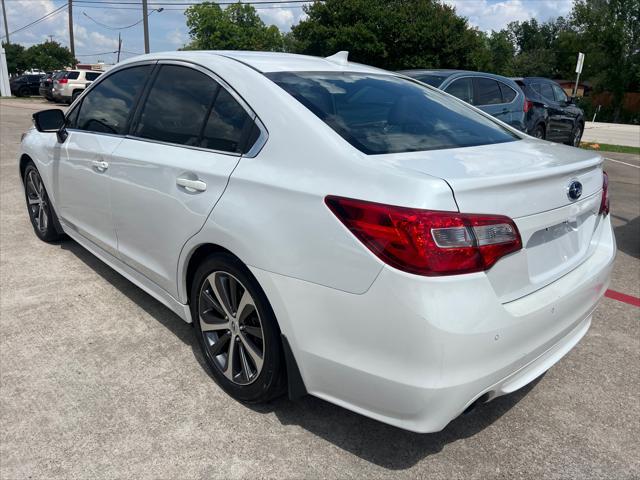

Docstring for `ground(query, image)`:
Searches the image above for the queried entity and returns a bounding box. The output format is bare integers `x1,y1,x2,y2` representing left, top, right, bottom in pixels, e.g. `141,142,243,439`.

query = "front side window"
267,72,518,155
539,83,554,102
473,78,502,105
552,84,568,103
75,65,151,135
444,78,473,104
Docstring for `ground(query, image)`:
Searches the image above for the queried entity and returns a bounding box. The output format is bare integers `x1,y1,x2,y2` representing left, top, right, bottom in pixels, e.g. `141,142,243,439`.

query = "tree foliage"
571,0,639,118
290,0,487,71
2,42,27,74
184,2,283,51
2,41,76,74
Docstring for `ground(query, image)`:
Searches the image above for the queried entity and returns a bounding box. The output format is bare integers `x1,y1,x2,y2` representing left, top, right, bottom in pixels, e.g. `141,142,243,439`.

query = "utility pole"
116,32,122,63
68,0,75,57
142,0,149,53
1,0,10,44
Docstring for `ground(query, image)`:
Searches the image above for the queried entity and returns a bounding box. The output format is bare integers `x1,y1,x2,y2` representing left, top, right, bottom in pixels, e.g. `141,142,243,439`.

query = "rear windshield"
266,72,518,155
411,74,447,87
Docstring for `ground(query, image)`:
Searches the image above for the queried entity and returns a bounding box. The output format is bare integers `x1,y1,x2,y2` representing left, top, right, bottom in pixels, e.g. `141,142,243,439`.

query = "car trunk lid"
379,138,604,301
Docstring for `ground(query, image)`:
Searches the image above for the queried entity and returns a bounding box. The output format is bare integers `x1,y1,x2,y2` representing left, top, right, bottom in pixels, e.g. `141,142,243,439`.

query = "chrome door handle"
91,160,109,172
176,177,207,192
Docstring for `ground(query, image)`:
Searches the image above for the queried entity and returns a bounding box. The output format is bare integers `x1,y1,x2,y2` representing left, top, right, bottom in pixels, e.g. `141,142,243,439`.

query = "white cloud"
166,28,187,48
445,0,573,32
258,7,306,32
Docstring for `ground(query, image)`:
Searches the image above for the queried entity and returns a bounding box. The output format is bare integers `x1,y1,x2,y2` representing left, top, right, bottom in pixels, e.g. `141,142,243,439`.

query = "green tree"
485,30,516,76
572,0,640,120
23,41,77,71
2,42,27,74
184,2,284,51
290,0,488,71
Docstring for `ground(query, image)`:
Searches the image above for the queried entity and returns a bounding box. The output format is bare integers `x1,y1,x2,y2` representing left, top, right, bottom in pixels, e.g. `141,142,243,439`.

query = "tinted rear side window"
85,72,101,81
444,78,473,103
267,72,517,155
76,65,151,135
66,71,80,80
134,65,218,146
200,88,255,153
499,83,517,103
473,78,502,105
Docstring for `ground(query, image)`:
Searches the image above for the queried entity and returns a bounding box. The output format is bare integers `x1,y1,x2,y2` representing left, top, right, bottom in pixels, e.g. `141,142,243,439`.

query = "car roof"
398,69,464,77
117,50,388,75
514,77,556,83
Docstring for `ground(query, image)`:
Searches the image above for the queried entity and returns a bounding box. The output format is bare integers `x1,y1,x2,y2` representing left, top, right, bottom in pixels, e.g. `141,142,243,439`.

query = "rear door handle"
91,160,109,172
176,177,207,192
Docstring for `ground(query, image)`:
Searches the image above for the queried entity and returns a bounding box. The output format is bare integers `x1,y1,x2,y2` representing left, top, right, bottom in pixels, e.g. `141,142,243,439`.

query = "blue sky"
2,0,574,65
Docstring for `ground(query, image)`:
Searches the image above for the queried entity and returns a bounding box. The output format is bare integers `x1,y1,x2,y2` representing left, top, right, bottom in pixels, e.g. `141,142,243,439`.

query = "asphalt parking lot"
1,99,639,479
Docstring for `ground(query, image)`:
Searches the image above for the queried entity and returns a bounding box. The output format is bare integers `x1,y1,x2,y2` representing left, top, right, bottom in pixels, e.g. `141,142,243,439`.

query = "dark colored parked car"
39,72,62,101
399,70,527,132
10,74,43,97
513,77,585,146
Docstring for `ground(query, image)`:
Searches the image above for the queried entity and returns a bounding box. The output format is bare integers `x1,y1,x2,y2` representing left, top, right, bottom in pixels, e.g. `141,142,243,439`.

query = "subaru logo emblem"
567,180,583,201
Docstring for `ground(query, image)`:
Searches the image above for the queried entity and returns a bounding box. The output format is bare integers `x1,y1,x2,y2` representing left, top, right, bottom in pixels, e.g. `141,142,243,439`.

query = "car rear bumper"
251,214,615,433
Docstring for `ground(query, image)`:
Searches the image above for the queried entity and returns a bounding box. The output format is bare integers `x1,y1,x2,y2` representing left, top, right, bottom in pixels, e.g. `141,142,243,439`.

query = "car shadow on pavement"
612,214,640,259
60,239,540,470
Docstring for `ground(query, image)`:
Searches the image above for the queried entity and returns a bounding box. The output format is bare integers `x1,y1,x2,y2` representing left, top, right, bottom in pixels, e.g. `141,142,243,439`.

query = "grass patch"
580,142,640,155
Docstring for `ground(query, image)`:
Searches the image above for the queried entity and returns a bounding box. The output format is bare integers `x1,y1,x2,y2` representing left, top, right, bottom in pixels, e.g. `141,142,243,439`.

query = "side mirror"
32,109,67,143
33,109,65,132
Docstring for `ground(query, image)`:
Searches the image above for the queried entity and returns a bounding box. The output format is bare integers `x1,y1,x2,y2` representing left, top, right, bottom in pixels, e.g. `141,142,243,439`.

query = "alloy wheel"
26,169,49,233
198,271,265,385
573,128,582,147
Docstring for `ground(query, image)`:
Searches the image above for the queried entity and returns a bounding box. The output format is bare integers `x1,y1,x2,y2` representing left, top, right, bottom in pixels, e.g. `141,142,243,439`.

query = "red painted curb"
605,289,640,308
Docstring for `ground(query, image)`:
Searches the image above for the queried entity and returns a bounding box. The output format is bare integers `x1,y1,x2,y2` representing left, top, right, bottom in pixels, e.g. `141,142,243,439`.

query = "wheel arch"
19,154,33,182
182,241,308,400
183,243,239,306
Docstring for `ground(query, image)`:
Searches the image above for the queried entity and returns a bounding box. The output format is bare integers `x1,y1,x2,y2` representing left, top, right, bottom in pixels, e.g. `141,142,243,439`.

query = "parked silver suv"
52,69,103,103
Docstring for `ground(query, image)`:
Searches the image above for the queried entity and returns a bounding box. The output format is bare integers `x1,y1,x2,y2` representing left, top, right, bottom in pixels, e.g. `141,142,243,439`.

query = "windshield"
266,72,518,155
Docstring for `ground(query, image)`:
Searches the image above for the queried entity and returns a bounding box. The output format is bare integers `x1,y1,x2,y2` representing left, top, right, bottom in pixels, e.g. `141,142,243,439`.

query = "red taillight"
599,171,610,215
325,196,522,276
58,78,68,84
523,98,533,113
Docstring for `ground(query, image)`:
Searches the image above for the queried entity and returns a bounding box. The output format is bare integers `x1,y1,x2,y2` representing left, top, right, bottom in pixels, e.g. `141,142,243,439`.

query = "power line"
1,4,67,39
82,8,162,30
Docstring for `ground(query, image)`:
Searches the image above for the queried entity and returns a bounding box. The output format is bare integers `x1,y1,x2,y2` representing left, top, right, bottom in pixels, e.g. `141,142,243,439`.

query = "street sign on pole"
573,52,585,98
575,52,585,73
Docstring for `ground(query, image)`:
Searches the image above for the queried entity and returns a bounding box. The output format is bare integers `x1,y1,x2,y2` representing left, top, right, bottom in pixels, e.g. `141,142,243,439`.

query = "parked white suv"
52,69,102,103
20,51,615,433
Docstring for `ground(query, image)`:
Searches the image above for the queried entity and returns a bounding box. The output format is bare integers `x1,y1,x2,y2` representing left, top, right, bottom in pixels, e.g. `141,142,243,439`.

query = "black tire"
23,162,63,242
533,124,546,140
18,86,30,97
190,252,286,403
568,123,583,147
71,90,81,103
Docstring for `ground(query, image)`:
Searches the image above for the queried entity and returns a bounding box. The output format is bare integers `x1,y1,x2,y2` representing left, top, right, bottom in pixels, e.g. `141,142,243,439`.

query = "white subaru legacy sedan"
19,51,615,433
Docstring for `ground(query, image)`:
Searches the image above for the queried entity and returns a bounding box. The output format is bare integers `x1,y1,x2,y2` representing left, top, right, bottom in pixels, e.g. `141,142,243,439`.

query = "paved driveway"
1,99,639,479
583,122,640,148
